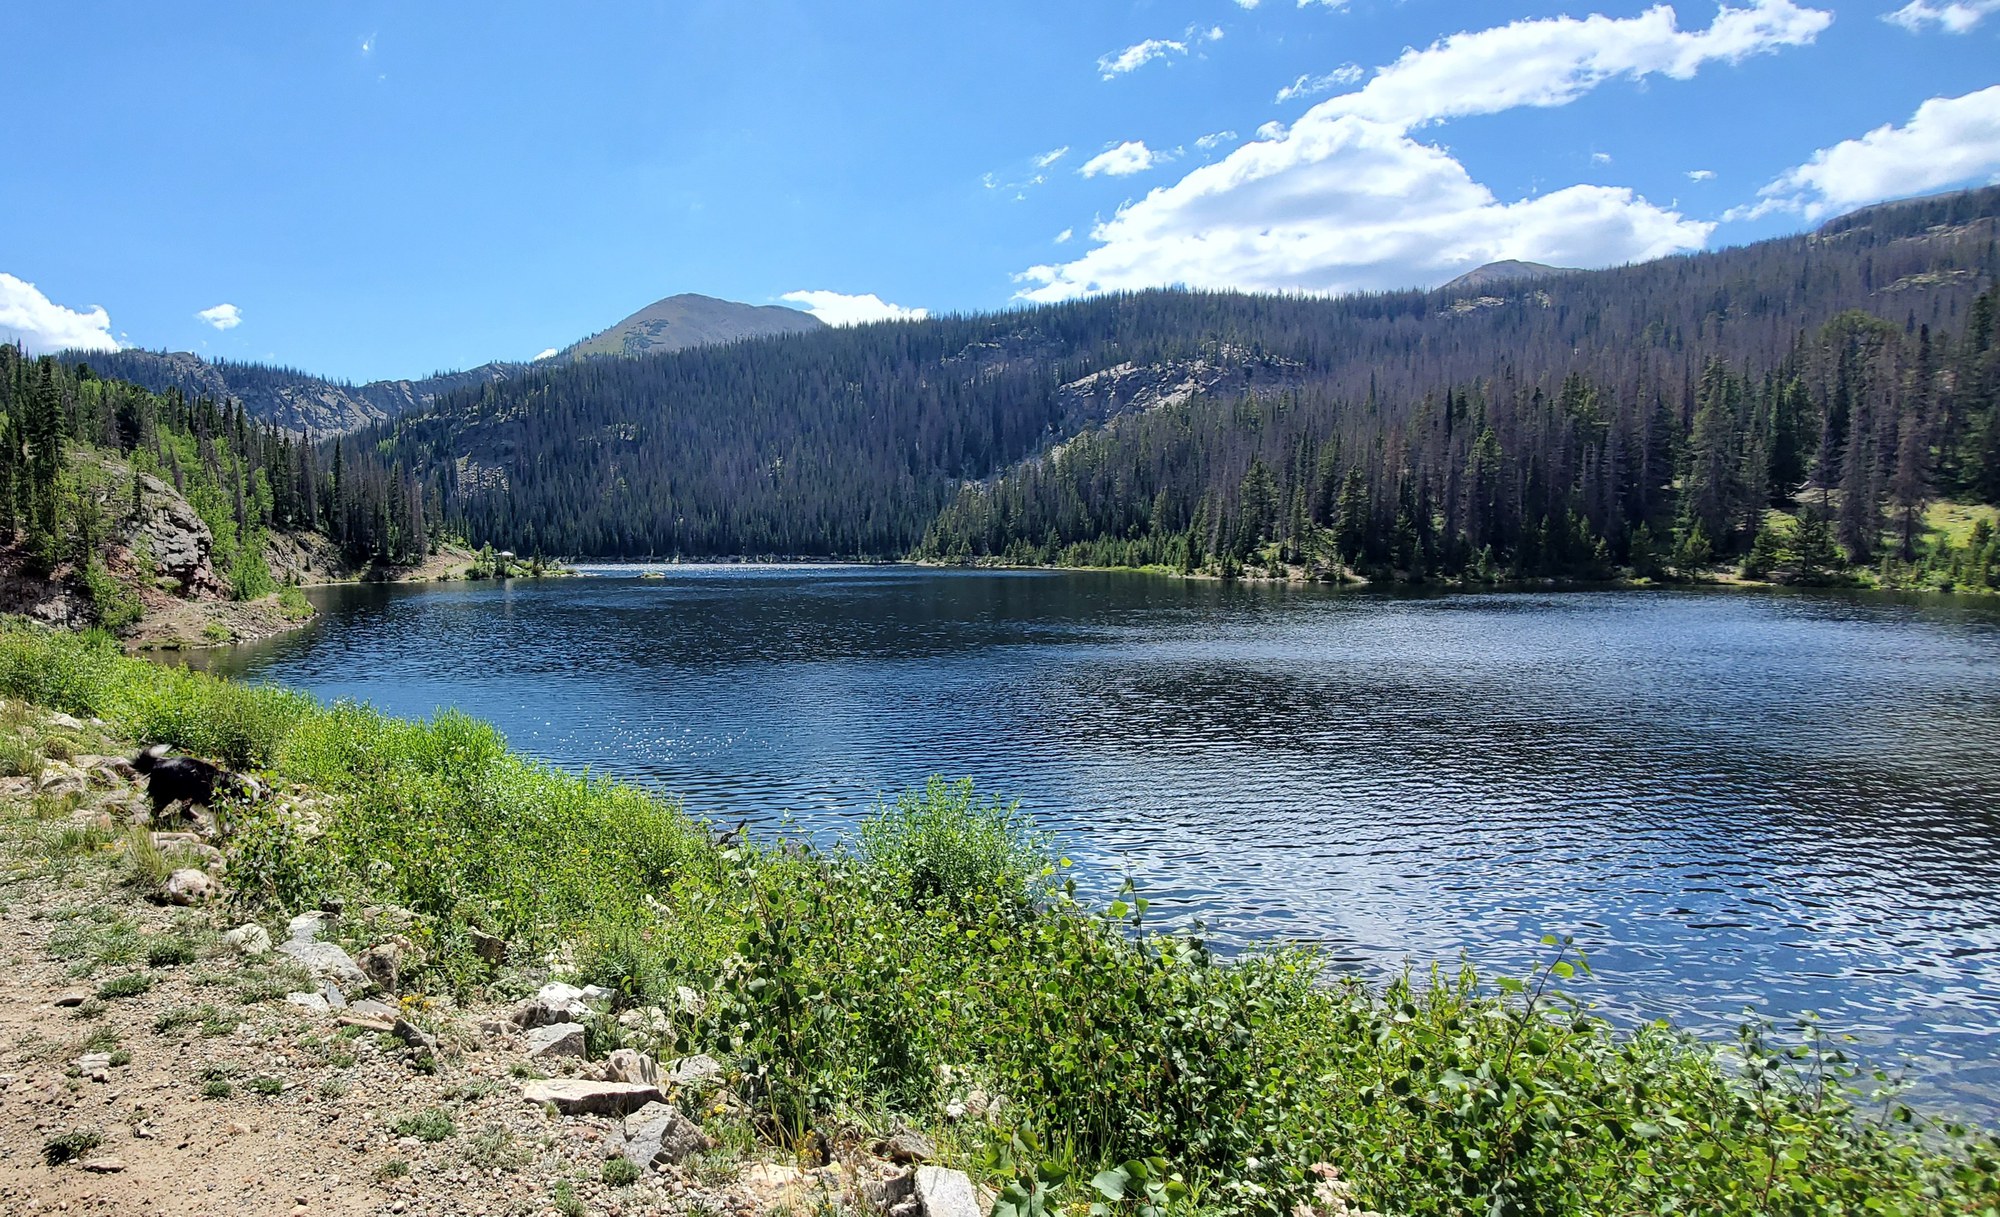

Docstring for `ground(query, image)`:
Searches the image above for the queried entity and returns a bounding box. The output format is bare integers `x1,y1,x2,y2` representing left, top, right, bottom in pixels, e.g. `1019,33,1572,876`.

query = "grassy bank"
2,620,1995,1216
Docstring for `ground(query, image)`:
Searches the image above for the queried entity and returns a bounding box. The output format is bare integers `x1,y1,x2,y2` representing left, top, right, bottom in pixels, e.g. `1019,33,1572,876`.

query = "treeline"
354,188,2000,564
920,297,2000,588
0,346,431,623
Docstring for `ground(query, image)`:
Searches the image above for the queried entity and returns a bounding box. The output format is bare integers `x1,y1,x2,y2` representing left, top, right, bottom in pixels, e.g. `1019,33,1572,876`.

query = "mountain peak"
1440,260,1573,292
563,293,824,359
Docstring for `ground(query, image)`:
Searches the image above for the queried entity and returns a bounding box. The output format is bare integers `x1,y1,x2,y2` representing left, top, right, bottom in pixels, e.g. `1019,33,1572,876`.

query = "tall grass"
1,617,1995,1216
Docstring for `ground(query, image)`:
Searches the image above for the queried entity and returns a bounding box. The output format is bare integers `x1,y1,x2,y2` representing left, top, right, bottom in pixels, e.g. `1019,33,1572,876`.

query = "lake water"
198,567,2000,1116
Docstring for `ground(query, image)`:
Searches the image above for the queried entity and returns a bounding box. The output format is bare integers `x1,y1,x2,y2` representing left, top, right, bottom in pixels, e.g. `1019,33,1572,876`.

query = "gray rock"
53,991,87,1008
520,1078,662,1116
620,1100,712,1170
349,998,398,1021
579,984,616,1009
888,1198,921,1217
318,979,347,1009
392,1017,439,1060
286,911,330,942
278,937,369,992
286,991,331,1013
469,928,508,965
357,936,417,993
663,1053,724,1089
224,924,273,957
863,1168,916,1209
877,1127,936,1164
524,1022,587,1060
604,1048,659,1087
916,1167,982,1217
79,1156,126,1173
163,868,217,905
48,712,85,731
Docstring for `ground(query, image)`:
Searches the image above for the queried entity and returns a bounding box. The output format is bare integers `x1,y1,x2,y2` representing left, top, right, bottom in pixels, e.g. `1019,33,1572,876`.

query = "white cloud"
1320,0,1830,130
1034,146,1070,168
1298,0,1349,8
532,347,559,361
360,32,376,55
1236,0,1261,8
1055,228,1075,244
0,274,118,354
1591,151,1614,165
1204,25,1225,41
1734,85,2000,220
1687,168,1716,180
1019,117,1711,301
1098,38,1187,79
1884,0,2000,31
1276,65,1364,103
780,290,928,327
1196,130,1240,150
1080,141,1165,177
1024,2,1827,303
196,303,242,331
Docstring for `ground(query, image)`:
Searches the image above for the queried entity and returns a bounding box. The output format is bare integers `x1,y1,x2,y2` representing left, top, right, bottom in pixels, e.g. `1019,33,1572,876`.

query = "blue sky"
3,0,1998,382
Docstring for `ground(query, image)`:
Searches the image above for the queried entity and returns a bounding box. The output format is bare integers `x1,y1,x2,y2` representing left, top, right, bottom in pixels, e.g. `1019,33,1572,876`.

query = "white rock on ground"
603,1047,659,1086
163,868,216,905
224,923,272,956
916,1166,983,1217
518,1078,662,1116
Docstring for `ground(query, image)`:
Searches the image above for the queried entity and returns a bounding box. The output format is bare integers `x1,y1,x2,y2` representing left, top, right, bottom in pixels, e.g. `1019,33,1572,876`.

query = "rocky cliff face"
64,350,522,437
126,473,227,599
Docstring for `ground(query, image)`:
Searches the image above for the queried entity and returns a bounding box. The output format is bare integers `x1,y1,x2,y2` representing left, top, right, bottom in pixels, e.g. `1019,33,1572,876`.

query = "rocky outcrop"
125,474,226,598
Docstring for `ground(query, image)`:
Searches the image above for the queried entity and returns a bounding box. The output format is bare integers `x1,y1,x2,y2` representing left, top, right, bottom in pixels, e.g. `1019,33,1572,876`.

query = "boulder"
163,868,217,905
512,982,591,1029
875,1127,936,1165
48,712,85,731
224,923,272,958
357,935,419,993
916,1167,983,1217
286,991,331,1014
469,928,508,965
277,915,369,991
863,1167,917,1210
604,1048,659,1087
663,1053,724,1089
524,1022,587,1060
619,1100,712,1170
520,1078,661,1116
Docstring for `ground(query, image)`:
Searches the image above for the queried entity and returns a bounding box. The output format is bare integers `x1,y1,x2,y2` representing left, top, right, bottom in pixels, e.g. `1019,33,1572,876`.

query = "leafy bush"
95,973,151,999
393,1108,456,1142
856,776,1055,911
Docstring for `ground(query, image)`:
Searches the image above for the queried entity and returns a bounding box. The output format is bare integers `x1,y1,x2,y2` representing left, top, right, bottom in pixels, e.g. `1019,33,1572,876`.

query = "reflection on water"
196,567,2000,1116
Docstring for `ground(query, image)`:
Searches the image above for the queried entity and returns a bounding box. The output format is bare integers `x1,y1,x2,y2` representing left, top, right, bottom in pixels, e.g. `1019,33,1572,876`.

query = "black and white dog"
131,745,260,816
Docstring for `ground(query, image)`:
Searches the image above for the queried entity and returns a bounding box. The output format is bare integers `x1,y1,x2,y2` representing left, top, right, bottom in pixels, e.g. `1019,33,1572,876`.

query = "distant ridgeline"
338,187,1996,586
0,349,429,611
27,187,2000,590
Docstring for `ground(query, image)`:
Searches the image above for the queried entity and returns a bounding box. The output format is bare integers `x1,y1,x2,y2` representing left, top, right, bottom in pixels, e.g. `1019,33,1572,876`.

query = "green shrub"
95,973,151,1000
276,584,313,622
602,1157,641,1186
392,1108,456,1143
855,776,1055,911
42,1129,103,1165
145,936,199,967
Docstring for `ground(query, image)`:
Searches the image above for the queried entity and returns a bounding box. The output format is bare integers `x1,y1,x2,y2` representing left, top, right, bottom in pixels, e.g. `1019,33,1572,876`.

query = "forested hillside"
0,346,431,631
357,187,2000,585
